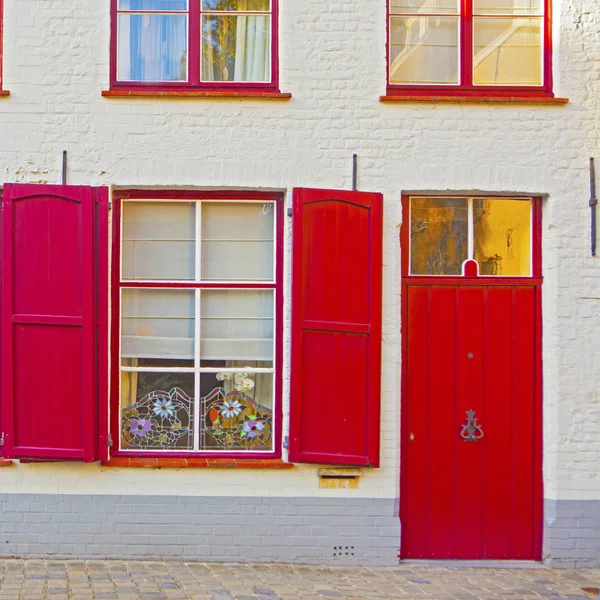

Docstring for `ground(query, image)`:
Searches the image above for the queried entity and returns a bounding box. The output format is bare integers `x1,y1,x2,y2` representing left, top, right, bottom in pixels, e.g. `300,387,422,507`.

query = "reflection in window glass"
474,198,531,276
119,0,188,10
473,18,542,85
473,0,542,14
410,197,469,275
202,0,270,10
389,16,459,84
201,15,270,82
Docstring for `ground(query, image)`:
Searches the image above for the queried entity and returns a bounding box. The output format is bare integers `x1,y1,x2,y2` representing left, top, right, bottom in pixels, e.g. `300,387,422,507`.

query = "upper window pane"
201,15,270,82
122,202,195,281
473,18,542,85
118,13,188,81
202,0,270,11
119,0,188,10
410,197,468,275
473,0,542,15
390,17,459,84
474,198,531,276
201,202,274,281
390,0,458,14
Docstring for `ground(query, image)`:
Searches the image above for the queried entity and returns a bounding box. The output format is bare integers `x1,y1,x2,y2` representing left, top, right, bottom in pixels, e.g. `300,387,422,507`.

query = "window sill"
102,90,292,100
0,90,10,97
101,457,294,469
380,94,569,105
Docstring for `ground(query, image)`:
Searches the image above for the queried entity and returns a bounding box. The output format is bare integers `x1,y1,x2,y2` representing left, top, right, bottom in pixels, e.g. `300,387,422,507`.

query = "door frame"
399,193,544,560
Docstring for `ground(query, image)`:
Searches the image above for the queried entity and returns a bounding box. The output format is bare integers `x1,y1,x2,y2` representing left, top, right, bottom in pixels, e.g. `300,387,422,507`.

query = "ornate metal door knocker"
460,410,484,443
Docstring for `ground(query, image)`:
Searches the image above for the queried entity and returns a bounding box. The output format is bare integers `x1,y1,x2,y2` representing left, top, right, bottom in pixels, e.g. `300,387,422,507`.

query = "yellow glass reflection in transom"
473,198,531,276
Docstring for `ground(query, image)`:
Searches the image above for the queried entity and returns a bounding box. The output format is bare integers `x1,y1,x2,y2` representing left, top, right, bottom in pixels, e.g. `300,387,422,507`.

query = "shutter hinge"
107,434,113,447
0,432,4,446
287,207,292,218
108,201,112,210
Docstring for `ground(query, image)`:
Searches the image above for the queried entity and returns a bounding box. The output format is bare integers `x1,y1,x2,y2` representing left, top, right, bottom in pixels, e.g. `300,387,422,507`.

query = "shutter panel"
94,187,110,463
289,188,383,466
1,184,109,462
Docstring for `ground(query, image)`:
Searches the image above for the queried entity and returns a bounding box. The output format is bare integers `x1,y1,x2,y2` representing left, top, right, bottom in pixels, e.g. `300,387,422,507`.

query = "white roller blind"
201,202,274,281
122,289,195,359
200,290,274,360
122,202,196,281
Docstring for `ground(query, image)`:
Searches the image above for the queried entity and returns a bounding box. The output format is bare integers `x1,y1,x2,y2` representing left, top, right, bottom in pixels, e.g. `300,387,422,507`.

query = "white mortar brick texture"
0,0,597,502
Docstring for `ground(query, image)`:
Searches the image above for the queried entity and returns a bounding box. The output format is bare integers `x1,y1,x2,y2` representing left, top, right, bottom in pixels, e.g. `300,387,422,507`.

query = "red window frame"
109,0,280,92
110,189,284,459
0,0,4,92
386,0,553,98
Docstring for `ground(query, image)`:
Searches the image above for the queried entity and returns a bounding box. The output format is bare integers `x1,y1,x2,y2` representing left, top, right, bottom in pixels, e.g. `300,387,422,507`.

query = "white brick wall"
0,0,598,502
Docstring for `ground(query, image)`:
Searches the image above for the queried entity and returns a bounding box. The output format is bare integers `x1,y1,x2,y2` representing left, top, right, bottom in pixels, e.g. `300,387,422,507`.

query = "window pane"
202,0,270,11
473,18,542,85
122,202,195,281
119,0,188,10
473,0,542,15
200,290,274,361
389,17,459,84
201,202,274,281
121,289,195,362
122,357,195,369
121,371,194,450
390,0,458,14
410,198,468,275
201,15,270,82
201,372,273,451
118,14,187,82
474,198,531,276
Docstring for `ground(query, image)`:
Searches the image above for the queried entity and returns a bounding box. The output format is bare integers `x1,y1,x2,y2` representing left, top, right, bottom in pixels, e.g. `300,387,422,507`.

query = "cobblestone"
0,560,599,599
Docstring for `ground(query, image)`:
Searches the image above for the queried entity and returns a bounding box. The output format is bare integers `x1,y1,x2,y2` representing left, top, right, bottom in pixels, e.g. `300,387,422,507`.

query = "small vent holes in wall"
333,546,355,557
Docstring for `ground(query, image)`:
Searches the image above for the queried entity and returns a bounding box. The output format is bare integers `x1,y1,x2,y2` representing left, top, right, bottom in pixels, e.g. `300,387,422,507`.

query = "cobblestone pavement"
0,560,600,600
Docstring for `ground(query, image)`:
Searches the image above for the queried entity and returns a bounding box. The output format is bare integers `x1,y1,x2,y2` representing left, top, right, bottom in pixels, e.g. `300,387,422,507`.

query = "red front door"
400,196,543,560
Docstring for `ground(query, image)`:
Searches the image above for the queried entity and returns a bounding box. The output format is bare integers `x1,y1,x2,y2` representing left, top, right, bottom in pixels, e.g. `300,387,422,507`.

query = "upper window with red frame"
115,196,281,456
112,0,278,90
387,0,551,95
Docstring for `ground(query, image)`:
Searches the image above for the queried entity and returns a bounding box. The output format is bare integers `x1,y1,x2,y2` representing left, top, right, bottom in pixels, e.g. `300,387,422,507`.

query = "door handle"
460,410,484,442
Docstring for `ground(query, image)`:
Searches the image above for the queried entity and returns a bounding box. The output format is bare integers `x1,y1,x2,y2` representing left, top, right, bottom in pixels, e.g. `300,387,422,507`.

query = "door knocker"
460,410,484,443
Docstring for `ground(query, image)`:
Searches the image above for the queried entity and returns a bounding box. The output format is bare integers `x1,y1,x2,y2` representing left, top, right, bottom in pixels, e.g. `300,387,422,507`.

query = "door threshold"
399,560,547,569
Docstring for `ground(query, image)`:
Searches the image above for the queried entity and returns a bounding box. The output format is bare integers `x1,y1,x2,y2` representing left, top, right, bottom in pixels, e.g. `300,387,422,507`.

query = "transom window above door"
388,0,552,97
408,196,535,276
112,0,278,90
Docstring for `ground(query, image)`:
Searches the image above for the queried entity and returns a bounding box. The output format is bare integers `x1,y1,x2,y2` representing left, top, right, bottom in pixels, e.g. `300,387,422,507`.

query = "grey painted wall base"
0,494,400,566
544,499,600,568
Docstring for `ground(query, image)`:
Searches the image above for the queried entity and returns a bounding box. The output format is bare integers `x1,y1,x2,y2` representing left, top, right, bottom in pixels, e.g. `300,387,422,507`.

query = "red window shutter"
1,184,109,462
289,188,383,466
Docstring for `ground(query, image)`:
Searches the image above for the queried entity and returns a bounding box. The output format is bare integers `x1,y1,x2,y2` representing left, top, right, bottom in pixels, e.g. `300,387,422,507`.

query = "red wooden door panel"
289,188,383,466
1,184,108,462
402,283,542,559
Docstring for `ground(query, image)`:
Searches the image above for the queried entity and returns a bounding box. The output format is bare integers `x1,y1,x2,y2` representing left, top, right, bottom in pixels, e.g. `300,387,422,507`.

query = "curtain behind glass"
118,12,188,81
201,1,270,82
